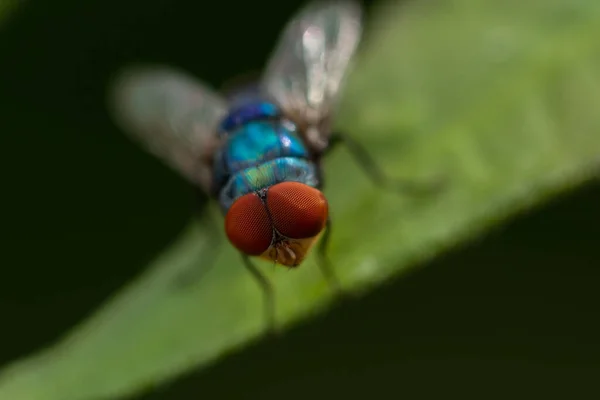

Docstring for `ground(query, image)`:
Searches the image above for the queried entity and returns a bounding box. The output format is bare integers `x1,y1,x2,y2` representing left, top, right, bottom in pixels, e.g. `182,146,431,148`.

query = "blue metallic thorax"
213,100,320,213
219,101,279,132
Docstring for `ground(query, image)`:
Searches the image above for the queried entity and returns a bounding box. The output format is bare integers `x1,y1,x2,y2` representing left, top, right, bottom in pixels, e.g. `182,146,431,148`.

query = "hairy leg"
242,254,277,334
316,217,342,294
327,132,443,195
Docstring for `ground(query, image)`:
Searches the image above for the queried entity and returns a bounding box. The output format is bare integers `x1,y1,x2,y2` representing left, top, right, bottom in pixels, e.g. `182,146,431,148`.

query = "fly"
108,0,438,333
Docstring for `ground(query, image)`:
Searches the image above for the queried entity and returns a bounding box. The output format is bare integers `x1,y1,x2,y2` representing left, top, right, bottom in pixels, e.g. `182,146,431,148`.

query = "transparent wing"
262,0,362,147
108,65,228,192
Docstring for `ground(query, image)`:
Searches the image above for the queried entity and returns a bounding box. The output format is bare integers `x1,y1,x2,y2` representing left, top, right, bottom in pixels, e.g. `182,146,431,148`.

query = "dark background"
0,0,598,398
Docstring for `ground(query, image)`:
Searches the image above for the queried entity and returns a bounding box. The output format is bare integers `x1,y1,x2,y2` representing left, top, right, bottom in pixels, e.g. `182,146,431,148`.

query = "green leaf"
2,0,600,398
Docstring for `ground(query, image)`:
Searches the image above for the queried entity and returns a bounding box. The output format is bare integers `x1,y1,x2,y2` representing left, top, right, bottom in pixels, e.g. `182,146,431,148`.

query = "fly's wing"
109,66,228,192
262,0,362,150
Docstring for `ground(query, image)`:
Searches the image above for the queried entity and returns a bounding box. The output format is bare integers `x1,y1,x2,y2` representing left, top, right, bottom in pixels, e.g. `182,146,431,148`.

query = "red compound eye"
225,193,273,255
266,182,328,239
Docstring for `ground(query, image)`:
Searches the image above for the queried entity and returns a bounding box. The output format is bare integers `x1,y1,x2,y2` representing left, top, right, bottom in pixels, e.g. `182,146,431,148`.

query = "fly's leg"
328,132,443,195
316,217,343,295
241,254,277,334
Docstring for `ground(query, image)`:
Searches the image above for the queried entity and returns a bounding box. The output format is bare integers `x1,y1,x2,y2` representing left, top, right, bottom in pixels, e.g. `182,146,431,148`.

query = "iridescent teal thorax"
213,100,319,212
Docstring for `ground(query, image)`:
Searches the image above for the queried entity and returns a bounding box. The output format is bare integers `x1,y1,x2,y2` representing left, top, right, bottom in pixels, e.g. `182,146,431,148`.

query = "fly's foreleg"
316,217,342,295
241,254,277,335
327,132,443,196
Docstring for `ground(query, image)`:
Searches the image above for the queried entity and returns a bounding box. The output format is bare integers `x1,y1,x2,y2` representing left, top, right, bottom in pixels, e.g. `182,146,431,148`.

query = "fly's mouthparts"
270,241,301,268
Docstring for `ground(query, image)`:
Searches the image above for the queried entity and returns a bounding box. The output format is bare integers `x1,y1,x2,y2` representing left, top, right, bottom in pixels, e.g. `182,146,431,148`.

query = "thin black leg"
316,218,342,295
241,254,277,334
328,132,443,195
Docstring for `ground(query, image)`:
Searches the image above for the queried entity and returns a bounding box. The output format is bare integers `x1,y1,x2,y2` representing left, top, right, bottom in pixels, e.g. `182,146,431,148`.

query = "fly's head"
224,181,328,267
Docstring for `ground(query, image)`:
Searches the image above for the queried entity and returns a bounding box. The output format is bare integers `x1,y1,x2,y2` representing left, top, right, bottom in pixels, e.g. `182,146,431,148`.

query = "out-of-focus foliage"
1,0,599,399
0,0,20,25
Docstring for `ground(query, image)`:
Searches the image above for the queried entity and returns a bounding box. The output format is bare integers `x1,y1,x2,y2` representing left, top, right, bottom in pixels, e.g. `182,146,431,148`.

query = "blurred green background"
1,0,600,398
